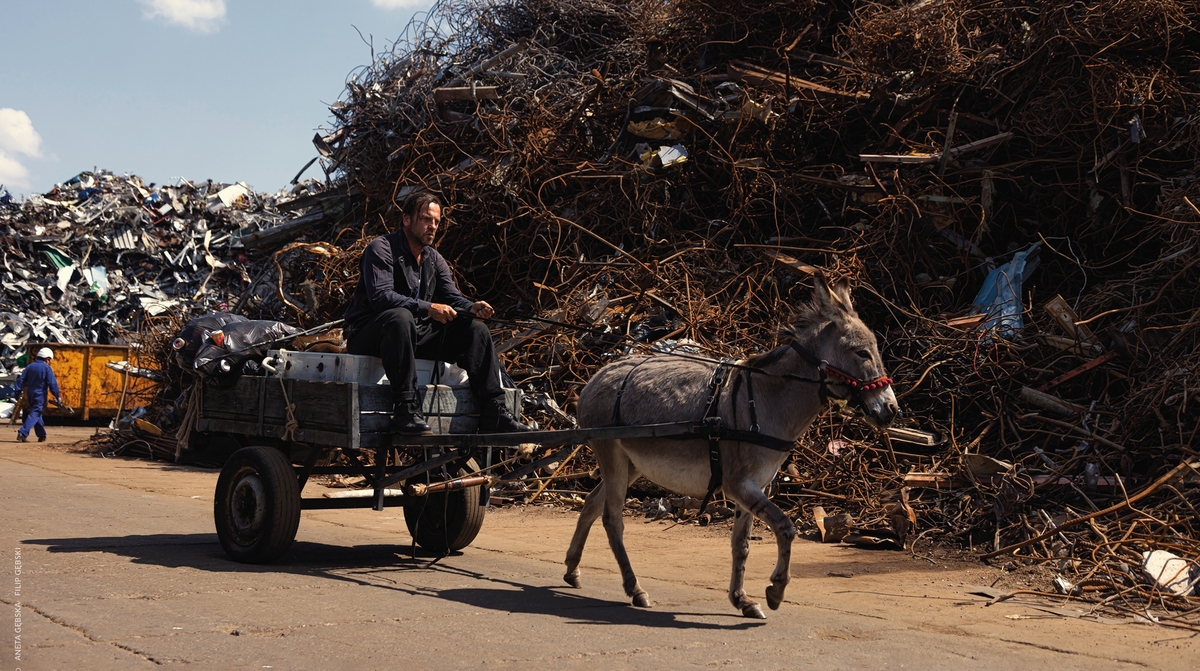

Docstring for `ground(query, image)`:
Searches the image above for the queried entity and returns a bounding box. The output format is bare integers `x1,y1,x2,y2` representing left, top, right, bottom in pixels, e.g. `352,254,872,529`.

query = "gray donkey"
564,272,900,618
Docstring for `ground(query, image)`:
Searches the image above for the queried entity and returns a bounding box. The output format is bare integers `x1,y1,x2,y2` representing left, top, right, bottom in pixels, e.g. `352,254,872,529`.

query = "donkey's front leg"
732,486,796,610
728,508,765,618
758,495,796,610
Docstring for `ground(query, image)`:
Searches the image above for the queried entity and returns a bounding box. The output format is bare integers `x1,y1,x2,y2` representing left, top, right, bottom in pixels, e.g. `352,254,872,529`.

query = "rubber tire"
214,446,301,563
403,459,486,554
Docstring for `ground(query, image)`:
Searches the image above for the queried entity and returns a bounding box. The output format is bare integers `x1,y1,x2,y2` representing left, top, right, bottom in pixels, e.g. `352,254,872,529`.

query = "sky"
1,0,435,197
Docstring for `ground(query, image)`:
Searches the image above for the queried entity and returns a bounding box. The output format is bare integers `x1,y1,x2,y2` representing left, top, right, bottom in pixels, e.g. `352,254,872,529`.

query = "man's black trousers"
346,307,504,411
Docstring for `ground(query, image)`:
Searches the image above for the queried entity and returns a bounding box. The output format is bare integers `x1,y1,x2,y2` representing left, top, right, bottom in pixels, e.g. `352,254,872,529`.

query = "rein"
486,314,892,397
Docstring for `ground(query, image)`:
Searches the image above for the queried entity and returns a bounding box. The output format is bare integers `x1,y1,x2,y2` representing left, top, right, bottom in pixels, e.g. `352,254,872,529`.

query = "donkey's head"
793,272,900,427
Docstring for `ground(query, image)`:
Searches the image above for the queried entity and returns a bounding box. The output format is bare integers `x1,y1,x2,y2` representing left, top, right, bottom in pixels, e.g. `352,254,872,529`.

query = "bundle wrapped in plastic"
172,313,298,377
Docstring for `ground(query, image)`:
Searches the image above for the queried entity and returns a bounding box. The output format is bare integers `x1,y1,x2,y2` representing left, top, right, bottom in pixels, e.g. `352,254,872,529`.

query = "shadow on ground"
23,533,764,630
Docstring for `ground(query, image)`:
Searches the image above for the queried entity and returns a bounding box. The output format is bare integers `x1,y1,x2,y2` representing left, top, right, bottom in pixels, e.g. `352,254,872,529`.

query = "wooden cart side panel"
197,377,270,422
357,413,484,435
358,384,520,416
194,377,523,447
260,379,352,433
197,377,357,447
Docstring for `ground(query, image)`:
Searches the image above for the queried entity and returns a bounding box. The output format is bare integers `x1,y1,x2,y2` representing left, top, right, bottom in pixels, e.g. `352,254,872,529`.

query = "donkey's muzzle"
862,391,900,427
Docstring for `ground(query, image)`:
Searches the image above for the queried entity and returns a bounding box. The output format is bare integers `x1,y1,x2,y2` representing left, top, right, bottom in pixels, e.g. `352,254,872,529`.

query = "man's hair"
399,189,441,220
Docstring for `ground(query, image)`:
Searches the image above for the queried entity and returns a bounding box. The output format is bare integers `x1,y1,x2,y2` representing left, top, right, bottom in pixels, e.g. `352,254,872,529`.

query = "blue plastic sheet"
972,242,1040,337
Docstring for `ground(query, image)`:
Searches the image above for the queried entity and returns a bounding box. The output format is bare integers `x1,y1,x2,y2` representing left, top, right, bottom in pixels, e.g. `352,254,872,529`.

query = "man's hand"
428,303,457,324
470,301,494,320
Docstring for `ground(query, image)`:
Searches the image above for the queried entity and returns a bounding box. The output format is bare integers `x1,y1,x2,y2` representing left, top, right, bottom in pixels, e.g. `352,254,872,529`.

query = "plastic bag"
172,313,248,371
972,242,1040,337
173,313,298,377
193,320,298,377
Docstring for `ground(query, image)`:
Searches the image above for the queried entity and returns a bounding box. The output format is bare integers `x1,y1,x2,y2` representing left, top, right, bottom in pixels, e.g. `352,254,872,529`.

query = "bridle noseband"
786,340,893,401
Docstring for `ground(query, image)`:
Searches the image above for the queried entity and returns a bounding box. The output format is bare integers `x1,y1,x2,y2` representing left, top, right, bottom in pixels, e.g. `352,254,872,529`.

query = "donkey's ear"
831,278,855,312
813,271,853,317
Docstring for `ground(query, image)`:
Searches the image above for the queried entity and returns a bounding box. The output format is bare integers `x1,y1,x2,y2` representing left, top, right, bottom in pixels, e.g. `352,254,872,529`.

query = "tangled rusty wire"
100,0,1200,623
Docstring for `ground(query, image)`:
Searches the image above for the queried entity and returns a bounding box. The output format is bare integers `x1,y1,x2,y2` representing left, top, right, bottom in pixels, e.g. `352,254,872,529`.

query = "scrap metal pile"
1,168,357,450
301,0,1200,623
0,169,354,366
8,0,1200,623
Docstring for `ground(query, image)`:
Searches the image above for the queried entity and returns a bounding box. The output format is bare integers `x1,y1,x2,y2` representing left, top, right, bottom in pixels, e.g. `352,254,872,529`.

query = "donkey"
563,272,900,618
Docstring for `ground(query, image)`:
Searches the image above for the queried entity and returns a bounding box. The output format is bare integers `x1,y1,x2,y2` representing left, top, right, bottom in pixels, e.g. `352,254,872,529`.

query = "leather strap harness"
610,339,893,517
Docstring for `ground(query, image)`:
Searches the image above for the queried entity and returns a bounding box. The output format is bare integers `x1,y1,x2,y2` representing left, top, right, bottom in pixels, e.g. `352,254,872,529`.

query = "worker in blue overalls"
15,347,61,443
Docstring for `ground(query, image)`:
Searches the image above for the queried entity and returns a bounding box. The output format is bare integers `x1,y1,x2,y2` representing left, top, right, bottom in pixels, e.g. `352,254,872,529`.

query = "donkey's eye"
855,350,871,359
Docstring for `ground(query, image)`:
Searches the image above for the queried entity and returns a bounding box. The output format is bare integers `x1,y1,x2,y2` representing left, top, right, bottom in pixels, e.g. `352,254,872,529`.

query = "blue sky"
1,0,433,196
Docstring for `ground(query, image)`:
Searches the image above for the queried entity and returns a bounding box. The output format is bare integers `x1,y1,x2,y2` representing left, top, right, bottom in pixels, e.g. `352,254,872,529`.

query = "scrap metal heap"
6,0,1200,622
307,0,1200,621
0,170,345,357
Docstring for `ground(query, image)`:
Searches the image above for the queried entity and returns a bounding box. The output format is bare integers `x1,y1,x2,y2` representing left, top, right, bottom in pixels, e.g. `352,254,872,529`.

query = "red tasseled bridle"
819,363,893,392
788,341,893,395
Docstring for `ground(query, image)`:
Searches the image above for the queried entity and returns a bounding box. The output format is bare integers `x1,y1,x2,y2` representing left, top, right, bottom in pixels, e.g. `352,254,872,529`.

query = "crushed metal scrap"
0,169,356,371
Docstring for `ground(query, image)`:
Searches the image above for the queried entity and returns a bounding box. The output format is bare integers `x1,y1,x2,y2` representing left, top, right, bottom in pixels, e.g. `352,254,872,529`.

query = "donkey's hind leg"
594,445,651,607
563,479,606,588
726,483,796,611
728,508,765,619
564,444,646,600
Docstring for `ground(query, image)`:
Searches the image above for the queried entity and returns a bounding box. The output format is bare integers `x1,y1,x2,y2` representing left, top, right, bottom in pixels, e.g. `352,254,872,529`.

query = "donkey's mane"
790,301,826,333
744,299,826,368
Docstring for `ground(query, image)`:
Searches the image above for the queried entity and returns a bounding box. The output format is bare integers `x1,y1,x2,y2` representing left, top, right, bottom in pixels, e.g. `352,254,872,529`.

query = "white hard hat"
36,347,53,360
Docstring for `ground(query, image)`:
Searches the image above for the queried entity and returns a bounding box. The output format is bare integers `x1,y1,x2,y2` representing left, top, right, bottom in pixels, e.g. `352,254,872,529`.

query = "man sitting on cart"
343,189,530,435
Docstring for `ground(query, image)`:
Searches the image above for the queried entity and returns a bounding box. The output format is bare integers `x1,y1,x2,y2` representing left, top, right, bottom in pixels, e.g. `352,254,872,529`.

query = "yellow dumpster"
21,343,158,421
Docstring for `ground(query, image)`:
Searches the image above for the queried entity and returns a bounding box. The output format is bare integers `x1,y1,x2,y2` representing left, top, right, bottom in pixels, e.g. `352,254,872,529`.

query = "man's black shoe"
479,408,531,433
391,409,432,435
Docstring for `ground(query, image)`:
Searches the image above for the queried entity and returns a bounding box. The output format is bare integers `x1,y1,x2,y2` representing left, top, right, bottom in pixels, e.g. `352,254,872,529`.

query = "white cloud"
0,109,42,191
371,0,430,9
139,0,226,33
0,109,42,158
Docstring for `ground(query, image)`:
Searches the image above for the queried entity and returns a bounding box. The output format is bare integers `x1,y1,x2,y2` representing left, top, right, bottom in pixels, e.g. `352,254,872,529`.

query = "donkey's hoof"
765,584,785,610
742,603,766,619
632,593,652,608
563,573,581,588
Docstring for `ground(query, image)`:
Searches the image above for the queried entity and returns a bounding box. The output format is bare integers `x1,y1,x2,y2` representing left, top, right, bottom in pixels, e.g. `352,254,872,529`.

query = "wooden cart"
193,374,699,563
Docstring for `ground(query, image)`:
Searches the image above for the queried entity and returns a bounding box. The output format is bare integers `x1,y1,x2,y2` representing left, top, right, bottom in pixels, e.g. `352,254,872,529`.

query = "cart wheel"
214,446,301,563
403,459,486,554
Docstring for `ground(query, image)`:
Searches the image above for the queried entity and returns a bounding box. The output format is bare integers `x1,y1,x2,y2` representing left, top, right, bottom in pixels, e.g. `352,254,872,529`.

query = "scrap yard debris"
0,169,348,364
7,0,1200,625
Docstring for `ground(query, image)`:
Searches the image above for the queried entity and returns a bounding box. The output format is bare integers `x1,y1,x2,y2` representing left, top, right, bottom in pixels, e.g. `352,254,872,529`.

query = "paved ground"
1,427,1196,670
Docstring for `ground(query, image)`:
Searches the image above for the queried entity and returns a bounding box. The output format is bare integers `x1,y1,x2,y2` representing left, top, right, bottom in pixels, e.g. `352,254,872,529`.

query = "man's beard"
408,229,435,247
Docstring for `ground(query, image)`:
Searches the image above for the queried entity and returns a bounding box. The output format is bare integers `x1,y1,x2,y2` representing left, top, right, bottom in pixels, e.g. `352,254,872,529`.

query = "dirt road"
0,428,1194,670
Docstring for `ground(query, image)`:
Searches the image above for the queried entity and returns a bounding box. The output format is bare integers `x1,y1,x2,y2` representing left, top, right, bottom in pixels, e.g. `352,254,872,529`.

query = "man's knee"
467,319,490,341
378,308,419,344
381,307,417,329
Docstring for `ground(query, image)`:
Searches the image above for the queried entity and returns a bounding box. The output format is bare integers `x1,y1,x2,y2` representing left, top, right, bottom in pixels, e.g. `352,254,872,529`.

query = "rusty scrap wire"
283,0,1200,621
83,0,1200,622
